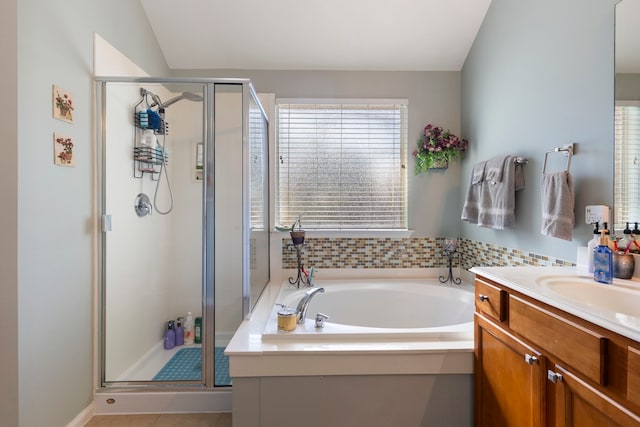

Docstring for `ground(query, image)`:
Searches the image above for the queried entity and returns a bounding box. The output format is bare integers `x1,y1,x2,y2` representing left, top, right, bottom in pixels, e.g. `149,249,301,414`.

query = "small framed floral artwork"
54,133,75,167
52,85,74,123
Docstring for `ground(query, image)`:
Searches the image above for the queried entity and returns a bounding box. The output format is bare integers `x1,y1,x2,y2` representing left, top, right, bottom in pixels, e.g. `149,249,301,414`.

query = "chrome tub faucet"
296,287,325,324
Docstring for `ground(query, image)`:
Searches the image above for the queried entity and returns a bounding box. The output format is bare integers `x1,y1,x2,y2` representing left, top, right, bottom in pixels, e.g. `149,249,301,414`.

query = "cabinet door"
475,314,546,427
552,364,640,427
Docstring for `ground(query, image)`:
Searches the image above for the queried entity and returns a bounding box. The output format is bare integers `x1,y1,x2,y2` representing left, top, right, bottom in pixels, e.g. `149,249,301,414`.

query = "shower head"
160,92,204,108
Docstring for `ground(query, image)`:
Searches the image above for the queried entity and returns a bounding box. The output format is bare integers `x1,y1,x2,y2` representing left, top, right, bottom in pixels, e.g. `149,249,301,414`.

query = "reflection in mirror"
614,0,640,231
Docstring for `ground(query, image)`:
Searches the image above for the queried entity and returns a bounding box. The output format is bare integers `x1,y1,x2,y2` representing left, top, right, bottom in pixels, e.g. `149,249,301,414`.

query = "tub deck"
225,269,475,378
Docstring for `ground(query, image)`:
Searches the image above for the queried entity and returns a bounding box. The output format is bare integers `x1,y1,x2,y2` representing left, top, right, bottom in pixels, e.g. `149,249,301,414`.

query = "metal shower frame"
95,76,269,390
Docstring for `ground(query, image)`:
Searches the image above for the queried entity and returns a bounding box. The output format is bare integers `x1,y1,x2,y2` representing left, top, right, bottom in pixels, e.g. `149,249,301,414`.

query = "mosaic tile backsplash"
281,237,575,270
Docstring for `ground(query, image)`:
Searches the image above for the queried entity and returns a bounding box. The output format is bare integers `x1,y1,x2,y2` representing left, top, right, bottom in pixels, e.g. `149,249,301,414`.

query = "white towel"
461,155,525,229
540,171,574,241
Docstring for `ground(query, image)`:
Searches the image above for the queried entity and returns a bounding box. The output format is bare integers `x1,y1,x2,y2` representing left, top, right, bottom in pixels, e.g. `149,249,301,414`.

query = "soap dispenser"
632,223,640,254
593,229,613,284
619,222,633,253
587,222,600,274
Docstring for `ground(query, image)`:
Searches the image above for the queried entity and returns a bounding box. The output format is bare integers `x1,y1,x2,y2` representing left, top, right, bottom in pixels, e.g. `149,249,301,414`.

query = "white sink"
534,275,640,318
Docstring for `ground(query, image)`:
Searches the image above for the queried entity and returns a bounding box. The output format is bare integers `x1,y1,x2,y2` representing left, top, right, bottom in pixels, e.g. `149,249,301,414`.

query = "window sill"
273,229,414,239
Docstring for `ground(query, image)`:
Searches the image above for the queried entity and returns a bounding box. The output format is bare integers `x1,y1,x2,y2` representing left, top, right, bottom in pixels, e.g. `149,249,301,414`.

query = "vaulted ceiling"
140,0,639,73
140,0,492,71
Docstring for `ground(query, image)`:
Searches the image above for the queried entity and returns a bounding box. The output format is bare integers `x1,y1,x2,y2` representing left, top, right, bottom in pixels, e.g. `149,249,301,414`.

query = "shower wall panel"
104,83,175,381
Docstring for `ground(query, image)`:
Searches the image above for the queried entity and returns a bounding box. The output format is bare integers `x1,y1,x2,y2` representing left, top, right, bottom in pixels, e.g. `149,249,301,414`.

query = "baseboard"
65,402,94,427
93,390,232,414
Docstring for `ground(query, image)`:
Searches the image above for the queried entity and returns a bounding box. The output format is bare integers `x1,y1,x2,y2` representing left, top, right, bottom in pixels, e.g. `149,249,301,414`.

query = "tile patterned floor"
84,412,231,427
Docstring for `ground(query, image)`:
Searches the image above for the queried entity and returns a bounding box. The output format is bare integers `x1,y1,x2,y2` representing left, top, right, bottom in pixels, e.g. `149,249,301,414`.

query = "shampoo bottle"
587,222,600,274
164,320,176,350
184,312,195,345
594,230,613,284
195,316,202,344
141,129,157,150
175,318,184,346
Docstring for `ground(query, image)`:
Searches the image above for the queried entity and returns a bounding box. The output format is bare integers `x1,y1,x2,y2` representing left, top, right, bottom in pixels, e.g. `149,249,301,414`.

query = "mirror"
614,0,640,231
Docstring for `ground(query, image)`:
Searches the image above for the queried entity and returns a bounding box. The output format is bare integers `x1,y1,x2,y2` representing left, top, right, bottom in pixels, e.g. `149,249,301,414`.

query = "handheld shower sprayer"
140,88,163,110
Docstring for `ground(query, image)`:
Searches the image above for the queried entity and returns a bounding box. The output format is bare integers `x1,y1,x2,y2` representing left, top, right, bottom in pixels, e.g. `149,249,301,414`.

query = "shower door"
97,78,269,388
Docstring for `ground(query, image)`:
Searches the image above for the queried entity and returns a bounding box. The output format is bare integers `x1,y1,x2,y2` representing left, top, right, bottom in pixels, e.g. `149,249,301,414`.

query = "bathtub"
228,274,475,426
262,279,474,340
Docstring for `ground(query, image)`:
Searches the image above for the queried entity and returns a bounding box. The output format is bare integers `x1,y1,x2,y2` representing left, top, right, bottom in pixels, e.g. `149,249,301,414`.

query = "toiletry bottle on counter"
195,316,202,344
632,223,640,253
184,312,195,345
164,320,176,350
175,318,184,346
594,230,613,284
619,222,633,253
602,222,615,251
587,222,600,274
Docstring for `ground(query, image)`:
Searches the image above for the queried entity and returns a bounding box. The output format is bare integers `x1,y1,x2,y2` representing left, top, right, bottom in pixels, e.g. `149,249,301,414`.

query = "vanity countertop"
470,266,640,343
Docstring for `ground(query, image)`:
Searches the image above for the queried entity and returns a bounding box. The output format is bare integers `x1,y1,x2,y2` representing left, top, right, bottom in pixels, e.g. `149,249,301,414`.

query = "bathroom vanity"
472,266,640,427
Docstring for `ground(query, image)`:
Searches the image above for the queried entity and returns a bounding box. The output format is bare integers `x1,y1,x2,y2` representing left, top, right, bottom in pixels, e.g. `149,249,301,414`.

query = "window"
614,102,640,230
276,100,408,230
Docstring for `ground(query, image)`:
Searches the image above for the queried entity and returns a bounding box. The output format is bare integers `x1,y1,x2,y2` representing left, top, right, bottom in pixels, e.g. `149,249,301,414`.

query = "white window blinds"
276,101,408,229
614,103,640,230
249,99,267,229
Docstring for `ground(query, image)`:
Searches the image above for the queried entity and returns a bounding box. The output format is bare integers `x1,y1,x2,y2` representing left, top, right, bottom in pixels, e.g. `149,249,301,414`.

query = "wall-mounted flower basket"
429,159,449,170
413,124,468,174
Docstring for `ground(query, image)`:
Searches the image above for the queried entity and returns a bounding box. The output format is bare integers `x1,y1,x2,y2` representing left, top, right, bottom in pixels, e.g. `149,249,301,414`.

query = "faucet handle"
315,312,329,328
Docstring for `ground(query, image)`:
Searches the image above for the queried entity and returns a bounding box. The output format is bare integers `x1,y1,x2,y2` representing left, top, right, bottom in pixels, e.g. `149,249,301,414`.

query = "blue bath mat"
214,346,231,386
152,347,231,384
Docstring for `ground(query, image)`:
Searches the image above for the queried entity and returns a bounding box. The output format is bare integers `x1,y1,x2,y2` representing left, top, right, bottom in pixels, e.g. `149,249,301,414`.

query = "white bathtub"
262,279,474,340
231,274,475,426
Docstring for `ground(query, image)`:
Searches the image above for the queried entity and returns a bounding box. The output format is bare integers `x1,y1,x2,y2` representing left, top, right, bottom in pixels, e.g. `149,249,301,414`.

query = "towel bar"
514,157,528,165
543,143,575,173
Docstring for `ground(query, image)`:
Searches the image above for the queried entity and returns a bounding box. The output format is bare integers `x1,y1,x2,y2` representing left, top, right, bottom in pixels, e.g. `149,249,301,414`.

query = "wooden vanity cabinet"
475,313,546,427
552,364,640,427
474,275,640,427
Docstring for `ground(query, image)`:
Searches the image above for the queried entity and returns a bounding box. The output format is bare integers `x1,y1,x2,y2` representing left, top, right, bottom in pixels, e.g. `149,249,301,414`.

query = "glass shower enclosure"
95,77,269,390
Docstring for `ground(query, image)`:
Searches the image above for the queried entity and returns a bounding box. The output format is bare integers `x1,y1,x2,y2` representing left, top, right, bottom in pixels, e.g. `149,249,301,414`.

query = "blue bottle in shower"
164,320,176,350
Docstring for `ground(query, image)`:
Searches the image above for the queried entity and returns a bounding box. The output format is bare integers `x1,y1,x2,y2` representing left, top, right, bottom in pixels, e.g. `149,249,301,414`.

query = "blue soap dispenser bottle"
593,230,613,284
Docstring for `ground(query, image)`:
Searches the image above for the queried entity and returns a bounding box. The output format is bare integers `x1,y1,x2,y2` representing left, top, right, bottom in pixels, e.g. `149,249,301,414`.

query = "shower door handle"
102,214,112,232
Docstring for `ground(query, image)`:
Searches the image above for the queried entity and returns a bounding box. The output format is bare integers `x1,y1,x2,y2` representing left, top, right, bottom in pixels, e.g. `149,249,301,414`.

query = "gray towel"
540,171,574,241
462,155,525,229
460,160,486,224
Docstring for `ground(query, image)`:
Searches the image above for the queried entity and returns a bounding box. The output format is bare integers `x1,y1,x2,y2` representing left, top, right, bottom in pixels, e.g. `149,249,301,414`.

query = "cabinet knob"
478,294,490,302
525,354,538,365
547,370,563,384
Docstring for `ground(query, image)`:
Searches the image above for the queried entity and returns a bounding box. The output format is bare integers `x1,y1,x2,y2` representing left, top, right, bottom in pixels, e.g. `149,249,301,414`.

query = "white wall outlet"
585,205,610,225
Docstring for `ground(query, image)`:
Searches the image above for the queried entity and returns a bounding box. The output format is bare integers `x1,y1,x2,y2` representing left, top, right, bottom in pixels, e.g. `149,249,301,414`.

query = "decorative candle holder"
439,237,462,285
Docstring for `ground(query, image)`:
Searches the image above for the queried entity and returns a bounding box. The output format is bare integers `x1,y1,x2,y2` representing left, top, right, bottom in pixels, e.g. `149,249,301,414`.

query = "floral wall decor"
52,85,74,123
54,133,75,167
413,124,468,173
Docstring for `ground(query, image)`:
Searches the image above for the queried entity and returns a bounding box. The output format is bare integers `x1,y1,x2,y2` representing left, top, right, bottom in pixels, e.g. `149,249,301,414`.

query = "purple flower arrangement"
413,124,468,174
